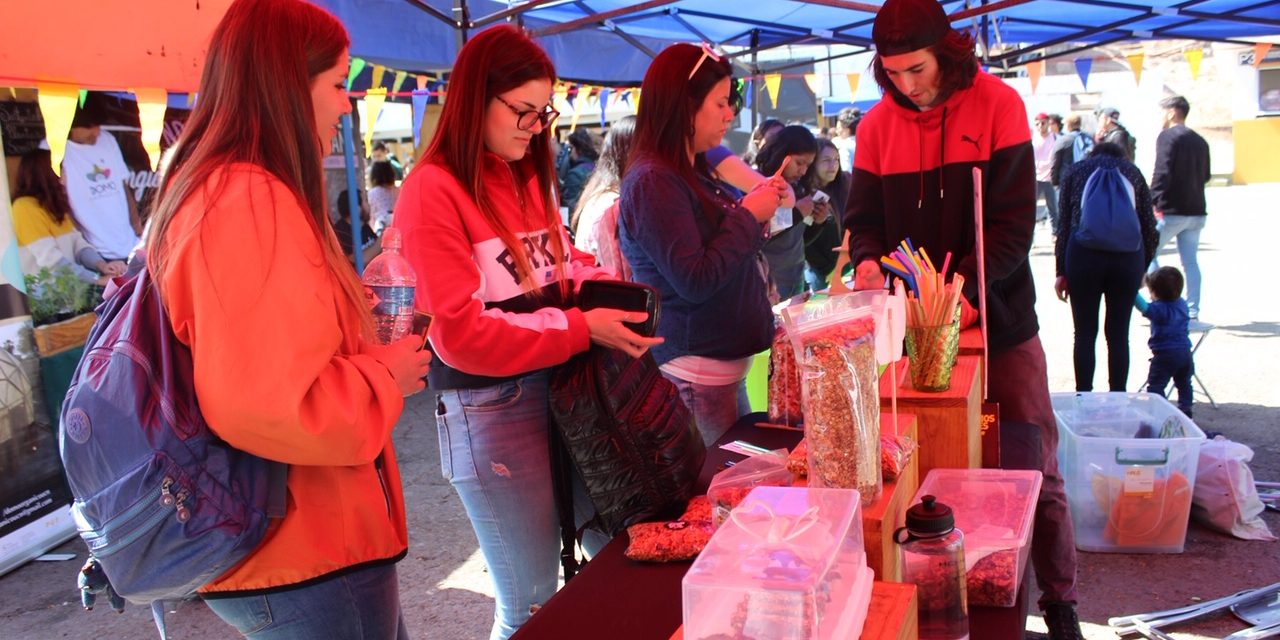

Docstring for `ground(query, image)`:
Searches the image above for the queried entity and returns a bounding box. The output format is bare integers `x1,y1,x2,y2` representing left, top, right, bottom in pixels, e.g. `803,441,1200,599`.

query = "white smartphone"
812,190,830,204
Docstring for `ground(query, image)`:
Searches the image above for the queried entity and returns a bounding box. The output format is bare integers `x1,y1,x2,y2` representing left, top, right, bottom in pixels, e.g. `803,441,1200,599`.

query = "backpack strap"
266,462,289,518
547,423,582,581
151,600,170,640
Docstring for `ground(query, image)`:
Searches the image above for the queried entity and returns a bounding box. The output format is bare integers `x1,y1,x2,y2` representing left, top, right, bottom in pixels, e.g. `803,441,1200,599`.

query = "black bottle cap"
905,495,955,535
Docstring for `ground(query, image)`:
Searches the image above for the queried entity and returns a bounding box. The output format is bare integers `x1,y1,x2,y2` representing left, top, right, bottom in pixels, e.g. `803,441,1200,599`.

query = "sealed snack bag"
706,449,793,527
782,295,882,506
766,326,804,426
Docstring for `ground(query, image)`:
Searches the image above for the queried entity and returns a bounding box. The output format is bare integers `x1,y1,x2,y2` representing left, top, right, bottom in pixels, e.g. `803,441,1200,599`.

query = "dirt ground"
0,184,1277,639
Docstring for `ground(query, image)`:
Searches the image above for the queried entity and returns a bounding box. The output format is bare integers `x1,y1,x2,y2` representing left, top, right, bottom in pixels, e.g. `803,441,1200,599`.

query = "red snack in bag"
881,434,917,482
767,327,803,426
624,520,716,562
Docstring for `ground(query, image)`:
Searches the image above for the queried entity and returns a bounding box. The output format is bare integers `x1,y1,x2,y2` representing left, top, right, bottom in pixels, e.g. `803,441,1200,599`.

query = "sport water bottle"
362,227,416,345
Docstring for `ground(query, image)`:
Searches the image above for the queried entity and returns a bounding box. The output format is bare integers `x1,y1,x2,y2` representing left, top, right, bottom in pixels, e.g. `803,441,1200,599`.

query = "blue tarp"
317,0,1279,87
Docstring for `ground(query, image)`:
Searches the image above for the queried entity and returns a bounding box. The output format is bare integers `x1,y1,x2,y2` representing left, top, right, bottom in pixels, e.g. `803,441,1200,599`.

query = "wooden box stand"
669,581,919,640
861,412,919,582
34,312,96,356
879,355,982,478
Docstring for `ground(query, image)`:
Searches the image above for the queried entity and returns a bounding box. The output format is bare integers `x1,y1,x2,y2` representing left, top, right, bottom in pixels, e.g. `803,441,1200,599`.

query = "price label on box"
1123,466,1155,496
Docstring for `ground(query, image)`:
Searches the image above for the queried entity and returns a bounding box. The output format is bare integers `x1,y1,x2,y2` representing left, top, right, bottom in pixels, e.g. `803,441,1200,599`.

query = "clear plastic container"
362,227,417,345
913,469,1043,607
1053,392,1206,553
683,486,874,640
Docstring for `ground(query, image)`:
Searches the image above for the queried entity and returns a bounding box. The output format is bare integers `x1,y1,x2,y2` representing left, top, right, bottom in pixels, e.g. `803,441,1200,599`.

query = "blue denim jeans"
202,563,409,639
435,371,604,640
1036,180,1059,229
1147,348,1194,416
1149,214,1205,317
661,373,751,446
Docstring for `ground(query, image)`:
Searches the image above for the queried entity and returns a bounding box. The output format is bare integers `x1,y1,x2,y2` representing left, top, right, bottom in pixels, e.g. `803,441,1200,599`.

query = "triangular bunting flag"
803,73,821,95
416,74,429,91
1186,48,1204,80
1074,57,1093,90
36,83,79,176
131,88,168,171
600,88,611,128
586,86,600,106
845,73,860,99
566,84,579,107
370,65,387,90
411,90,429,150
392,71,408,96
1127,53,1144,86
1027,60,1044,94
569,90,583,133
633,89,641,112
346,58,366,90
1254,43,1273,69
764,73,781,110
363,87,388,155
78,89,88,108
744,79,753,110
618,88,631,106
187,93,196,108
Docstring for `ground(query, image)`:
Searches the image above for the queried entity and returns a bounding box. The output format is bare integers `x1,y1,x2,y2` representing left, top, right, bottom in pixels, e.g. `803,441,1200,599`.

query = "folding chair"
1168,321,1216,408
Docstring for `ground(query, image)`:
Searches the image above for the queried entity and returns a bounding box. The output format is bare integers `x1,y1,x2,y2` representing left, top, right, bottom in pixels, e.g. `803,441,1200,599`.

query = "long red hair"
420,25,565,292
146,0,369,331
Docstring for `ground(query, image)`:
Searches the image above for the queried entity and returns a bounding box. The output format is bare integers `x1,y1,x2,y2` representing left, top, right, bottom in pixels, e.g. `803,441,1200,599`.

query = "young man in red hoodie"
844,1,1084,638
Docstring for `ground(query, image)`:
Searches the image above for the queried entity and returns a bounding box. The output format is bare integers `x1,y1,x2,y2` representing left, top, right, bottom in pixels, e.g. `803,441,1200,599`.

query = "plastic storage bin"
683,486,874,640
911,468,1042,607
1053,392,1206,553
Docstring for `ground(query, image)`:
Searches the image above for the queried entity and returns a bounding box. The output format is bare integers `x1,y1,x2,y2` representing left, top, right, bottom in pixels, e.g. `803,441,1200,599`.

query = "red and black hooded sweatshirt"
842,70,1039,354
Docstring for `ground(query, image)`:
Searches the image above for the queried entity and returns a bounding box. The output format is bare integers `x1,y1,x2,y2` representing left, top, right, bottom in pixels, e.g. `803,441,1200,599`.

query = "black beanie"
873,0,952,56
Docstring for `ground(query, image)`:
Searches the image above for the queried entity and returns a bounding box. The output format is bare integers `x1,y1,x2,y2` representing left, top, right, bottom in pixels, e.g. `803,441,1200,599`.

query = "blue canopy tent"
316,0,1277,269
323,0,1278,85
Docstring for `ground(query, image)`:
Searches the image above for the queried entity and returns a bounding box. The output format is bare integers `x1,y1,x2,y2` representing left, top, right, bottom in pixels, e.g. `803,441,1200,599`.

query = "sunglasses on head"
688,42,724,80
495,94,560,131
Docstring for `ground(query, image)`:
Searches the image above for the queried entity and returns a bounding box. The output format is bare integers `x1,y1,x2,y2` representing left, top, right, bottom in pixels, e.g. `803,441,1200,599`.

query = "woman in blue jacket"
619,43,790,445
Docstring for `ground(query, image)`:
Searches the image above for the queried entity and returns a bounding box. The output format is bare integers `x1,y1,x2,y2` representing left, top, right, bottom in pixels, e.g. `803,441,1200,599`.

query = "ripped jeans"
435,371,605,640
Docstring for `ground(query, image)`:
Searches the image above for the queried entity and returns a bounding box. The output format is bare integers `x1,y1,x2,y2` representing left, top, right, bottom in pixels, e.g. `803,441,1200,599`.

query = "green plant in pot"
24,266,94,327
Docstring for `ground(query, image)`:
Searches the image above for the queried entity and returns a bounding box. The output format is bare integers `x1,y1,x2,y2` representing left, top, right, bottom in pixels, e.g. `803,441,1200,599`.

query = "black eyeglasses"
494,94,560,131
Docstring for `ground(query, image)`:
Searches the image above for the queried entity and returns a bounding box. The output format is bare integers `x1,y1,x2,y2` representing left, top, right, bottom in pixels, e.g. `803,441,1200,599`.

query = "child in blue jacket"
1136,266,1194,417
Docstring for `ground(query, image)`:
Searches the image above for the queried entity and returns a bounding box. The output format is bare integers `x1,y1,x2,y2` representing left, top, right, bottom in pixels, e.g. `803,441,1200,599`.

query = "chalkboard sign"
0,101,46,156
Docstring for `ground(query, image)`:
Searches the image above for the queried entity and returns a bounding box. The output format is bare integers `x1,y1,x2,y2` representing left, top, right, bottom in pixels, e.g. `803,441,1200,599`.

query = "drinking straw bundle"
879,239,966,328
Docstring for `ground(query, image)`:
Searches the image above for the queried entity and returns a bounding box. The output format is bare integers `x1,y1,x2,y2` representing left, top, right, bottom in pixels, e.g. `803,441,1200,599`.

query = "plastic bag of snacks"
766,326,803,426
625,496,716,562
782,296,882,506
706,449,792,527
881,434,917,482
789,434,918,483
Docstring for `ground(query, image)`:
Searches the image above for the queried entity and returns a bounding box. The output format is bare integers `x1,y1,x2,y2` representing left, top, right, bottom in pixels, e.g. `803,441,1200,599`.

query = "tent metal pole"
471,0,560,29
949,0,1033,21
765,47,870,73
532,0,680,37
988,12,1155,63
751,29,760,134
340,113,365,275
404,0,457,27
454,0,470,46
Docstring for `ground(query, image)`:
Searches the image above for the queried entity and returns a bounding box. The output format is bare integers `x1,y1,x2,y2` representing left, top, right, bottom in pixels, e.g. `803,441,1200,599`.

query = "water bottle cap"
381,227,402,251
904,495,955,535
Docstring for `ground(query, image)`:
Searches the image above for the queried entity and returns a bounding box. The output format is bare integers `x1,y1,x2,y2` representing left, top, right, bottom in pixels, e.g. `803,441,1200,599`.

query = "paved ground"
0,184,1277,639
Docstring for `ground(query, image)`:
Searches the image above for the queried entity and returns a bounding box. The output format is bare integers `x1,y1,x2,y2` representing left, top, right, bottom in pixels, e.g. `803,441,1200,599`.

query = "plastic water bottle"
362,227,416,345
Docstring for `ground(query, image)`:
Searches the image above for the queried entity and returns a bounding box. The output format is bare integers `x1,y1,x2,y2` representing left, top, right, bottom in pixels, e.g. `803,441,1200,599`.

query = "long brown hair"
421,25,564,291
569,115,635,236
146,0,368,330
13,149,73,225
630,43,737,221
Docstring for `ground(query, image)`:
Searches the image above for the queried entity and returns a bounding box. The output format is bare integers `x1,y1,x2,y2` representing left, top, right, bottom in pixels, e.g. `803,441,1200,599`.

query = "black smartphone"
578,280,660,337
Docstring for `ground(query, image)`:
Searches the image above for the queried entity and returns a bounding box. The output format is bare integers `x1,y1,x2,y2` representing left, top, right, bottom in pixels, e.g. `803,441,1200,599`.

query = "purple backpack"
58,268,287,607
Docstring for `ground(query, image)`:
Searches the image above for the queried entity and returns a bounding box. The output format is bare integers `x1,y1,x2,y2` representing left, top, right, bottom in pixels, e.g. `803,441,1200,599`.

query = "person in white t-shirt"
62,110,141,261
832,107,861,173
1033,112,1060,228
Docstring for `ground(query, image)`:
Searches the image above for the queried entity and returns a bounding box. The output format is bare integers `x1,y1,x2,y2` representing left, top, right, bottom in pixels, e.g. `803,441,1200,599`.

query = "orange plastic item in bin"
1097,472,1194,548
